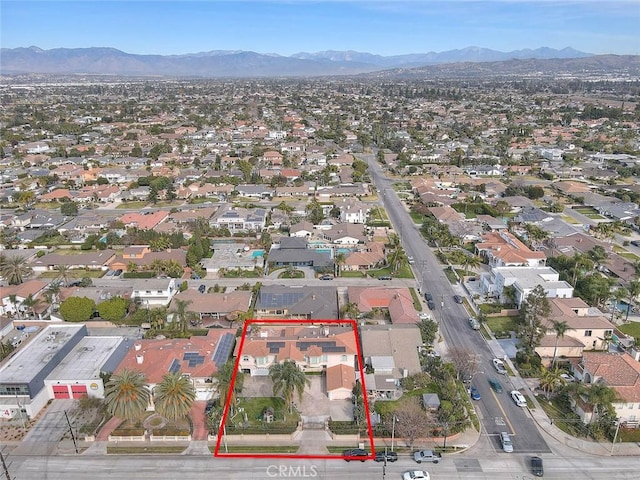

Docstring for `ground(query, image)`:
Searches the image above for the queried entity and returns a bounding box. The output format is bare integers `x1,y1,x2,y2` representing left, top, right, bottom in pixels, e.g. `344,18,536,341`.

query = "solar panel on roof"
212,333,235,367
168,358,181,374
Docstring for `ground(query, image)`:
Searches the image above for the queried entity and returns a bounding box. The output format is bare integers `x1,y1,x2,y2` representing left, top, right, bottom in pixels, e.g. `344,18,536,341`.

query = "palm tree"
269,360,310,414
172,299,192,333
460,254,482,276
0,254,33,285
539,365,564,399
585,383,619,425
572,253,594,286
55,264,73,287
341,302,360,320
127,261,138,273
153,371,196,421
20,294,41,319
8,294,21,320
213,361,245,413
551,320,572,367
104,369,151,422
46,281,62,306
335,252,346,277
588,245,607,266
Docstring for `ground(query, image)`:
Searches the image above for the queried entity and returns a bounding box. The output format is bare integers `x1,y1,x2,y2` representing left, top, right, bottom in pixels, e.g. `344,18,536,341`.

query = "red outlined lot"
214,318,375,460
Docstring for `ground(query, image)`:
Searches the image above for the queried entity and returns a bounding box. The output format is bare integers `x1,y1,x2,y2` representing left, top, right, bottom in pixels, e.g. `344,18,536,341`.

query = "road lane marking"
490,388,516,435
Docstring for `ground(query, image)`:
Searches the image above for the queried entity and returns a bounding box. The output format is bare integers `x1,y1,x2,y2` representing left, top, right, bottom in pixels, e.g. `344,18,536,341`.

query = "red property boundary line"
214,318,376,460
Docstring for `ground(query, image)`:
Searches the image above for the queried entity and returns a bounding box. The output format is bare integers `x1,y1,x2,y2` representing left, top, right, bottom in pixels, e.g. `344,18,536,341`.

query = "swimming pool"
251,250,265,258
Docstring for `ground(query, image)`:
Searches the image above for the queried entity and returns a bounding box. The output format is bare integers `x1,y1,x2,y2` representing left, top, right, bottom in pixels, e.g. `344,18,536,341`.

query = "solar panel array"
267,341,286,353
296,340,346,353
259,291,305,308
168,358,181,374
212,333,235,367
183,351,205,368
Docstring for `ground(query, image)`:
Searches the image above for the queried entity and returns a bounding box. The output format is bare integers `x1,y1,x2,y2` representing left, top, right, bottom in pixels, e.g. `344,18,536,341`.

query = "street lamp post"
391,415,397,451
611,420,622,454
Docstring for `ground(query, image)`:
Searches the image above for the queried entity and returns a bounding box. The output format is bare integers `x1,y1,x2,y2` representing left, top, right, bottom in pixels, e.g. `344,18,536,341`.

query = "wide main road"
362,154,549,455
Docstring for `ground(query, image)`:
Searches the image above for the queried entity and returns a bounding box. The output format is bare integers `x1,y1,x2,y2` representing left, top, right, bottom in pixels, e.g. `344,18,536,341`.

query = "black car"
531,456,544,476
424,292,433,301
343,448,368,462
319,274,334,280
374,451,398,462
427,300,436,310
453,294,463,304
198,284,206,293
378,275,392,280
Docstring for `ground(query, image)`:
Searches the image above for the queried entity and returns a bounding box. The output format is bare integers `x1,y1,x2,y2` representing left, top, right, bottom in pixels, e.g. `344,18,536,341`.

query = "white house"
130,278,177,307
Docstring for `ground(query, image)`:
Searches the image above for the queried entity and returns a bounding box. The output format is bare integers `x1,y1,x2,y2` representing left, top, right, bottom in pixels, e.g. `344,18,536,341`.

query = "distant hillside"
0,45,596,78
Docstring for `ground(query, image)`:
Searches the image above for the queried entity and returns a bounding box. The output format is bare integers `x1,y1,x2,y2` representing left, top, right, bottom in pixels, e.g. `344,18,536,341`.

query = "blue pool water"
251,250,265,258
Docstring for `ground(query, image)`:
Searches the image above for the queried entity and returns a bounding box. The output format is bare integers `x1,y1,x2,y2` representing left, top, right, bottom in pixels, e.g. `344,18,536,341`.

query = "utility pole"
64,410,79,454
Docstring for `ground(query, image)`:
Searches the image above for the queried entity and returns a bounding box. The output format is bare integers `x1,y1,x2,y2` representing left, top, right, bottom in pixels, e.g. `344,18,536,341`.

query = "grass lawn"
409,288,423,311
392,182,411,191
218,445,299,453
340,271,365,278
574,207,598,215
410,212,425,224
107,446,187,454
538,396,589,438
369,207,389,222
619,322,640,344
374,385,439,417
561,216,580,224
116,201,148,209
278,270,305,279
39,269,106,279
443,268,459,284
234,397,299,428
222,269,261,278
619,252,639,261
368,265,414,279
485,316,517,334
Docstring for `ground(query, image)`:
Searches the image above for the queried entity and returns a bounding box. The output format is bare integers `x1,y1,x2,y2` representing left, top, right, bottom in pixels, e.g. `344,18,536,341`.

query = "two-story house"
130,278,177,307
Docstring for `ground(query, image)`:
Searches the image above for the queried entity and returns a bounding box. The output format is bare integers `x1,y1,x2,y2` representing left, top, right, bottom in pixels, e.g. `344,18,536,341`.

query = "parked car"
500,431,513,453
453,294,463,304
468,317,480,330
374,451,398,462
378,275,392,281
470,386,481,401
488,377,503,393
531,456,544,476
114,269,123,276
560,373,575,382
407,256,415,264
319,274,334,280
198,284,206,293
343,448,368,462
424,292,433,302
427,300,436,310
510,390,527,407
630,240,640,247
418,312,431,320
493,358,507,375
403,471,430,480
413,449,442,464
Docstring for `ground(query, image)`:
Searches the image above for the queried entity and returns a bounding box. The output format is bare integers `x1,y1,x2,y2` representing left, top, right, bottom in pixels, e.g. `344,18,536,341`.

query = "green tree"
269,360,310,413
55,264,73,287
104,369,151,422
60,202,79,216
417,319,439,345
305,199,324,225
539,365,564,399
213,361,245,413
97,297,128,322
585,383,619,426
551,320,572,367
172,299,192,333
0,253,33,285
516,285,551,356
20,294,41,319
335,252,346,277
153,371,196,421
460,254,482,275
341,302,360,320
59,296,96,322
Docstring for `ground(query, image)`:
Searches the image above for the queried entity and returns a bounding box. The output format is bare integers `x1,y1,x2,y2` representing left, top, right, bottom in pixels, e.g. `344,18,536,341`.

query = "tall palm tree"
55,264,73,287
153,371,196,421
551,320,572,367
341,302,360,320
213,361,245,413
585,383,618,425
572,253,594,286
8,294,21,320
269,360,310,414
588,245,607,266
104,369,151,422
460,254,482,276
334,252,346,277
172,299,192,333
0,254,33,285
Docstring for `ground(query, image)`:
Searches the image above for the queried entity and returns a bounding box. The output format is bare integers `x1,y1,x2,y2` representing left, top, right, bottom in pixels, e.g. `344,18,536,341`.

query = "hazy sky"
2,1,639,56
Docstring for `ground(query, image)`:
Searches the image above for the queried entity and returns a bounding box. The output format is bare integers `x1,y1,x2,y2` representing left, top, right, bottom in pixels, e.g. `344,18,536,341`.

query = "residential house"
290,221,315,238
268,238,333,271
322,223,367,245
476,231,547,267
235,325,357,397
108,246,187,273
210,205,268,233
348,287,419,324
337,198,371,224
31,250,116,273
0,280,48,318
115,329,236,401
120,211,169,231
130,278,177,307
342,242,386,272
535,297,616,366
255,285,338,320
479,266,573,306
170,289,252,322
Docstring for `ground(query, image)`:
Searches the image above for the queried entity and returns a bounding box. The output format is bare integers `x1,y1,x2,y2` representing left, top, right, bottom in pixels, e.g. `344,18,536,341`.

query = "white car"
500,431,513,453
560,373,575,382
510,390,527,407
403,471,430,480
492,358,507,375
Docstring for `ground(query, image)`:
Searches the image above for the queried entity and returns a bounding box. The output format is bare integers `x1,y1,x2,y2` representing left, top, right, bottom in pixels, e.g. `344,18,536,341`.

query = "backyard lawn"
232,397,300,428
619,322,640,345
485,316,517,336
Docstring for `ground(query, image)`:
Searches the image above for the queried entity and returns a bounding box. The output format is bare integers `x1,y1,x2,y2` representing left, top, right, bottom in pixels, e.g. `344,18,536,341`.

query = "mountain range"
0,45,596,77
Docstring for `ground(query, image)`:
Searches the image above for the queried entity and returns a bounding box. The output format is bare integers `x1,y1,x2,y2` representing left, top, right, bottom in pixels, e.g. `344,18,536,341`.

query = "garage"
71,385,87,399
52,385,70,399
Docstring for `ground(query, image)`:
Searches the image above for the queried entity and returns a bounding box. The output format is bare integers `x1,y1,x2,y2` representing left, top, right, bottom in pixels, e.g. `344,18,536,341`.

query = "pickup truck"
413,449,442,464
